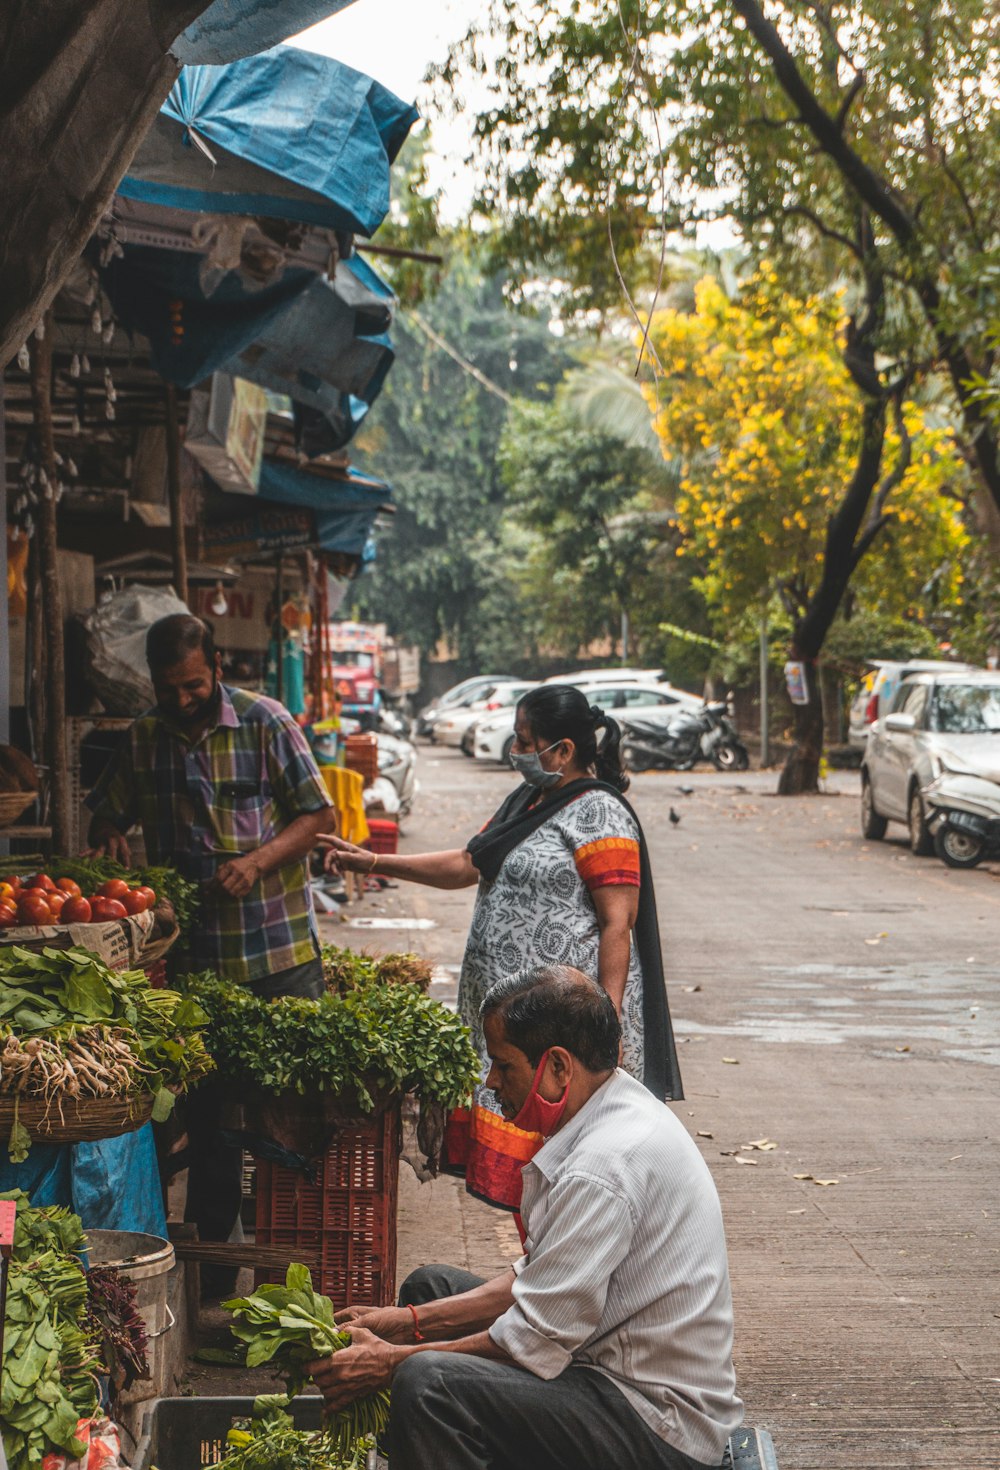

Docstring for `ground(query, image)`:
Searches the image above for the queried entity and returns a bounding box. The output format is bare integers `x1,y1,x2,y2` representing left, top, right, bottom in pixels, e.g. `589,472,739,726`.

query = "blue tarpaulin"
0,1127,167,1236
224,253,395,451
119,46,418,236
259,460,392,513
99,244,315,389
173,0,358,65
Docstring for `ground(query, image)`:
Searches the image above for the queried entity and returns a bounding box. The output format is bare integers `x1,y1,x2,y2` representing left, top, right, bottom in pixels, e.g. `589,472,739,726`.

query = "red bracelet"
407,1303,425,1342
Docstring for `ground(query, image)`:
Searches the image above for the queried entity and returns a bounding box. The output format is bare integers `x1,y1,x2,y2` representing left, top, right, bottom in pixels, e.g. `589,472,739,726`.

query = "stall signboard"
191,569,284,653
204,506,314,560
186,373,268,497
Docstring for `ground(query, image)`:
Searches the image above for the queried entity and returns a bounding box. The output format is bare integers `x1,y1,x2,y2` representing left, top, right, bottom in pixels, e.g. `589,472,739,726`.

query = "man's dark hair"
480,965,621,1072
146,614,216,672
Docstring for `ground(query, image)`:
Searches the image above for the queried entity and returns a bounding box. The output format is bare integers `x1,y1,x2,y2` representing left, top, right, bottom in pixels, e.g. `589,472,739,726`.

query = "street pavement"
320,747,1000,1470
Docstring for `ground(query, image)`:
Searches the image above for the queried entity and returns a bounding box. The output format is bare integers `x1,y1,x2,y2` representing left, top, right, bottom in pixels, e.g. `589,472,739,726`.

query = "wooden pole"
275,555,285,705
164,384,188,606
27,314,71,853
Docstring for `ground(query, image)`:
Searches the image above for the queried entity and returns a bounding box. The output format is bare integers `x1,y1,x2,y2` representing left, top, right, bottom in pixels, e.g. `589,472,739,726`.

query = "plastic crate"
363,818,399,855
254,1105,400,1307
132,1396,324,1470
344,733,379,787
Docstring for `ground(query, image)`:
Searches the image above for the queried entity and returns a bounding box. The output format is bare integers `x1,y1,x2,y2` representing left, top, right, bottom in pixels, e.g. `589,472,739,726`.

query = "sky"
294,0,486,216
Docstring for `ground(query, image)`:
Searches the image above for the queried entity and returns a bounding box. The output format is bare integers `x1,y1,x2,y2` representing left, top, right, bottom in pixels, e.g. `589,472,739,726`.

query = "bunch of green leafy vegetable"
217,1394,372,1470
322,944,431,994
226,1267,389,1454
0,947,213,1157
0,1193,101,1470
183,970,477,1110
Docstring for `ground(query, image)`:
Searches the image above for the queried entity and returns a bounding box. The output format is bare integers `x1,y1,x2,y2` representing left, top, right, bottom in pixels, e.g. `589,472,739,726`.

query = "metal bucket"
86,1230,176,1404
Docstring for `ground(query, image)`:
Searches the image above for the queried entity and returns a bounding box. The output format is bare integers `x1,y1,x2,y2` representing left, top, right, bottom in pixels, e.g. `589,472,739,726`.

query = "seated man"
311,965,743,1470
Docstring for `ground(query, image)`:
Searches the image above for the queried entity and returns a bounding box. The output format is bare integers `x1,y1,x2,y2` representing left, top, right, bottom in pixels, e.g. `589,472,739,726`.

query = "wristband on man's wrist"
407,1303,425,1342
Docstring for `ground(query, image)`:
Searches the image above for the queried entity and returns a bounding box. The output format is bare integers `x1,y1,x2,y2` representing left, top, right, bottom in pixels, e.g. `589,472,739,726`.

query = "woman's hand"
318,833,374,875
334,1304,414,1342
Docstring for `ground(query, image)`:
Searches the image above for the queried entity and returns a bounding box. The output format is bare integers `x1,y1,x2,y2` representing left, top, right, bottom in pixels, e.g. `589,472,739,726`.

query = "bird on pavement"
669,807,682,825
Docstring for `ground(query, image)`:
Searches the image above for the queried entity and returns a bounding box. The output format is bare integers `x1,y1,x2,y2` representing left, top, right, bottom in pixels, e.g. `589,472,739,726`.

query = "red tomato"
135,885,157,908
122,889,149,915
6,875,21,894
61,896,93,924
28,872,57,893
96,879,130,902
0,904,17,928
56,878,82,898
16,894,52,925
46,892,67,917
91,898,128,921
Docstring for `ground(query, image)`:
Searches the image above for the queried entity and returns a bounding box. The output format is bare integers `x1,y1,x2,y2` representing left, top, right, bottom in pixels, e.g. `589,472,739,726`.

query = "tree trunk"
777,665,824,794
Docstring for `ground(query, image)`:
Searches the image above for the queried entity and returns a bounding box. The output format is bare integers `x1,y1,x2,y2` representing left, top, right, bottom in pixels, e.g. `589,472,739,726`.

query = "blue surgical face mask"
510,740,563,789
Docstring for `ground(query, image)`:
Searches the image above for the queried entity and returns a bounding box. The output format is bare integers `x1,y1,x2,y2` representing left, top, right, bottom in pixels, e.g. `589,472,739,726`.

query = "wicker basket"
0,1092,154,1145
0,791,37,828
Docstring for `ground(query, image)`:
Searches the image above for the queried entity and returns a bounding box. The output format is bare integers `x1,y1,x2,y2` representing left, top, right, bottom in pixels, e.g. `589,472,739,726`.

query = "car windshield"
930,684,1000,733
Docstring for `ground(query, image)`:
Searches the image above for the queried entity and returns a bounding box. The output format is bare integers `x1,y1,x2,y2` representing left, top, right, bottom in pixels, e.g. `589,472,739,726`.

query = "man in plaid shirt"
87,613,334,1291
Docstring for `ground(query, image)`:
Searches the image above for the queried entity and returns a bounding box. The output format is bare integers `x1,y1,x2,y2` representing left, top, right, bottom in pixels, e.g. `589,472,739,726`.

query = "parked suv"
860,669,1000,853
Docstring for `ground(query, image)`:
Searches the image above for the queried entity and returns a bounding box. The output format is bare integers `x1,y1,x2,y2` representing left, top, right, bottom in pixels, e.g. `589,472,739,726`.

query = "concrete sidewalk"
336,753,999,1470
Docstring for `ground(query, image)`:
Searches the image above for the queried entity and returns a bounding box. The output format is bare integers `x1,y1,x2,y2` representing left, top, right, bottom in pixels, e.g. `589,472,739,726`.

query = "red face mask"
511,1050,570,1136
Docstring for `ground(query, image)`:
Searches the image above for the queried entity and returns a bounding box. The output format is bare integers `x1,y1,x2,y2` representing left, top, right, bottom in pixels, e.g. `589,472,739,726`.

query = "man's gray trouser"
390,1265,718,1470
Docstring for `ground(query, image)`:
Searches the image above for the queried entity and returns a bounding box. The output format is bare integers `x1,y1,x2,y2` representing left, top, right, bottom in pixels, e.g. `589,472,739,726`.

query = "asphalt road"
324,748,1000,1470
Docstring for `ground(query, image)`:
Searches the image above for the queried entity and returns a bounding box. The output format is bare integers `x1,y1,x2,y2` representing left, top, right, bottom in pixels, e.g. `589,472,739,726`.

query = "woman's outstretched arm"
319,834,479,889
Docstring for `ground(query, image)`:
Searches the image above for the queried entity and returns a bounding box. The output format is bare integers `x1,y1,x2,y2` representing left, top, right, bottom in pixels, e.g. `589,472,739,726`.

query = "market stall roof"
258,458,393,513
172,0,358,64
118,45,419,237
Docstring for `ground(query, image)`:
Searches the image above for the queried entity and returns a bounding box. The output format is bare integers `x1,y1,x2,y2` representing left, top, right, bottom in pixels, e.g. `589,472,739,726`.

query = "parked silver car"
860,669,1000,853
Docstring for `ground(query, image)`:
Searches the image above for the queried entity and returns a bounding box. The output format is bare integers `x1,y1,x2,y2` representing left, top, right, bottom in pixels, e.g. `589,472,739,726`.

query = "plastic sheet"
0,1125,167,1236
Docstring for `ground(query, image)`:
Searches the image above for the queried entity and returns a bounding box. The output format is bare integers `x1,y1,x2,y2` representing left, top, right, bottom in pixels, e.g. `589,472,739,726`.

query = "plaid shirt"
86,685,332,984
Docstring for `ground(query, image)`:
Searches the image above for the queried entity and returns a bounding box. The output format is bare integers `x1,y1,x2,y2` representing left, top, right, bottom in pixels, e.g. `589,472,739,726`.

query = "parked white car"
473,680,703,763
861,668,1000,853
544,668,666,686
848,658,975,748
433,682,537,751
416,675,516,737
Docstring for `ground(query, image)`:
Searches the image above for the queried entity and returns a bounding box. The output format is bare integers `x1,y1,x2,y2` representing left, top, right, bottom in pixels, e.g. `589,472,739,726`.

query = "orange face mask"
511,1050,570,1136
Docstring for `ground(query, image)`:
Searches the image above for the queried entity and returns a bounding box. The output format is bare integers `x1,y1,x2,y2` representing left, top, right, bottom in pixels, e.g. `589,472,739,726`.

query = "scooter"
925,768,1000,868
622,702,750,773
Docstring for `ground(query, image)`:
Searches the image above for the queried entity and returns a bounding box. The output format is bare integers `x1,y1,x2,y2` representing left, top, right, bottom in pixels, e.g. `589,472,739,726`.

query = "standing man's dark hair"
145,614,216,672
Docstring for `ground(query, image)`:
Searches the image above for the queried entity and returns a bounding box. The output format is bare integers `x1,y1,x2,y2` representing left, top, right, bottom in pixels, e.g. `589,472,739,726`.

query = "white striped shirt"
489,1070,742,1466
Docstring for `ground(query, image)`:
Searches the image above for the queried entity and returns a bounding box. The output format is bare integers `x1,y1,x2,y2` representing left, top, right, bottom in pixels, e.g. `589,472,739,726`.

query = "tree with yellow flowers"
644,267,970,792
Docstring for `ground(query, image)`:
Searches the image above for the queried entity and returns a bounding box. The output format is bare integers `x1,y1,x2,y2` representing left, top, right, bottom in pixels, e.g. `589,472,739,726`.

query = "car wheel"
460,730,475,757
501,735,515,767
908,785,934,856
934,823,985,868
860,775,887,840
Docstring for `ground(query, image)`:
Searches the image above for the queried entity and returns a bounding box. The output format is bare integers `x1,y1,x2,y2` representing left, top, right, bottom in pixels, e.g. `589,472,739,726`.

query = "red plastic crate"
343,734,378,787
254,1105,400,1307
363,819,399,855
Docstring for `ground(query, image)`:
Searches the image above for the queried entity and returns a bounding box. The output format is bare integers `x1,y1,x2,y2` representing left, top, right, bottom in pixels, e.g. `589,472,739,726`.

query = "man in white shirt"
310,965,743,1470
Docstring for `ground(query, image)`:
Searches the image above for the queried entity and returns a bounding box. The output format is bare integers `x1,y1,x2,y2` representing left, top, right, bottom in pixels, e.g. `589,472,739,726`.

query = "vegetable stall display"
213,1393,372,1470
0,856,200,936
183,956,477,1115
0,945,213,1160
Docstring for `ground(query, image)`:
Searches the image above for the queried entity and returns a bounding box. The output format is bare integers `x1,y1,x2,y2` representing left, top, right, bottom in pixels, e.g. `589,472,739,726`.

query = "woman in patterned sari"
319,684,682,1212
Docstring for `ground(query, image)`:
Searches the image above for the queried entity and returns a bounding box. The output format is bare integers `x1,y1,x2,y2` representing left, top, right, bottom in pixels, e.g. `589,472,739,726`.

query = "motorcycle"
924,768,1000,868
622,702,749,773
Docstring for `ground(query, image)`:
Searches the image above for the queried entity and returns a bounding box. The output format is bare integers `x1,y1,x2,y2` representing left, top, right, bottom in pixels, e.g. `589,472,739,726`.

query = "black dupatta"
466,779,683,1101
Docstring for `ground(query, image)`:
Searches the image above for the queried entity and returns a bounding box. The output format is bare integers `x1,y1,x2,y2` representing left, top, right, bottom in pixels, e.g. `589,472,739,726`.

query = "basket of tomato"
0,872,166,969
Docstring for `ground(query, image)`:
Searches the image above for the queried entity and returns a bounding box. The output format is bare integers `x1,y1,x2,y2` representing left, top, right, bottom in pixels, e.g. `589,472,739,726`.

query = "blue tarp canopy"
173,0,358,65
225,253,395,452
259,459,392,513
119,45,418,236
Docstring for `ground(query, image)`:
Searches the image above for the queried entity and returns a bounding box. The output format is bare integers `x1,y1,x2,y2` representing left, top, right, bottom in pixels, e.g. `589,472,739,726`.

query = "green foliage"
225,1266,388,1451
350,242,572,667
183,968,479,1110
